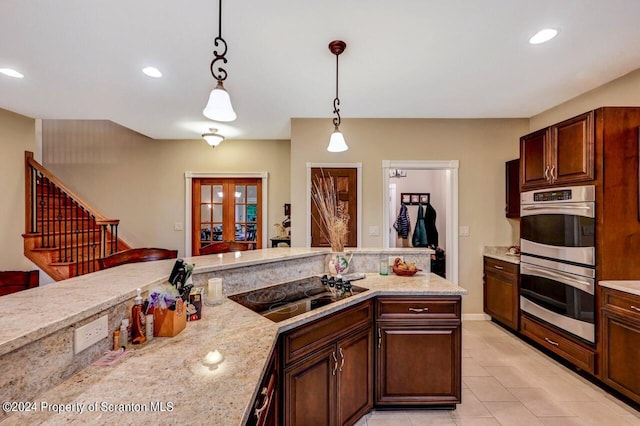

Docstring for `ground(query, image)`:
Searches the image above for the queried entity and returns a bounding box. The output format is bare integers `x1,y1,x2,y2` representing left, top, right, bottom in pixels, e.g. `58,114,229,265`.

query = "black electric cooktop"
228,275,368,322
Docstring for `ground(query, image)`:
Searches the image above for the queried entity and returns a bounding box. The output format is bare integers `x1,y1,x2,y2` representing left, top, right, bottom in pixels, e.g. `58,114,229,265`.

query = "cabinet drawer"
376,297,460,321
484,257,518,278
601,288,640,319
283,300,373,365
521,315,595,374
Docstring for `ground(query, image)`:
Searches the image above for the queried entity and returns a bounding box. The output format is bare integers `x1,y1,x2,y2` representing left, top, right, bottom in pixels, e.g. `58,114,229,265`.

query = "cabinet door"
551,111,594,185
284,345,337,426
483,258,518,330
520,128,550,190
601,311,640,404
376,323,461,406
505,159,520,218
336,327,373,426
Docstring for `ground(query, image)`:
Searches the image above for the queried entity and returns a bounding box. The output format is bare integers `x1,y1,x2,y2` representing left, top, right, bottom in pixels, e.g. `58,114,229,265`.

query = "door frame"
306,162,363,248
184,171,269,257
381,160,459,284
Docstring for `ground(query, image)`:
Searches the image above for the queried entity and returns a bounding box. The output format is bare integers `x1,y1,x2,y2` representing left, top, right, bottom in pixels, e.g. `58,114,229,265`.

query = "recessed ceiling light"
529,28,558,45
0,68,24,78
142,66,162,78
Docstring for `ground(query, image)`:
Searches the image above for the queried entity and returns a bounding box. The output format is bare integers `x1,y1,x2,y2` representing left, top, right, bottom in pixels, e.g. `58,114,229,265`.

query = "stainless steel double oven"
519,185,596,344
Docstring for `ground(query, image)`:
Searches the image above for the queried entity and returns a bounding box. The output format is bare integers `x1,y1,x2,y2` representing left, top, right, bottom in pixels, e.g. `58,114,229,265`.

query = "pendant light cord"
210,0,228,81
333,53,341,128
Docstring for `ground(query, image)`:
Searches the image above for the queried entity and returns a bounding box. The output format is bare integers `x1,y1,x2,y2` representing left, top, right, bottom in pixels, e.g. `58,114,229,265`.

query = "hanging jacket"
412,204,429,247
424,202,438,247
393,204,411,239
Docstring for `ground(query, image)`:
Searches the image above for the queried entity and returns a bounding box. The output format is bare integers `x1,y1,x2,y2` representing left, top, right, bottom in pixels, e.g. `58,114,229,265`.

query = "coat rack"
401,192,430,205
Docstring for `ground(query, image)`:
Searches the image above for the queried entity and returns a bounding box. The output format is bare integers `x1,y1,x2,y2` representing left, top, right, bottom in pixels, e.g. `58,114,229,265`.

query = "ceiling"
2,0,640,141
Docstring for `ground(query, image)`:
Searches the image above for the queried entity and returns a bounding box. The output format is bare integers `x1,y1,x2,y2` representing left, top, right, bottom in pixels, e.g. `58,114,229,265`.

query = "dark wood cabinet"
505,159,520,218
520,111,594,190
375,296,461,407
483,257,519,330
282,301,373,426
249,342,279,426
600,287,640,404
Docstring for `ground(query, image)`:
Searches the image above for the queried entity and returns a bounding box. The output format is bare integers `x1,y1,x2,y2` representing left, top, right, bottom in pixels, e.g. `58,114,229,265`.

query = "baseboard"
462,313,491,321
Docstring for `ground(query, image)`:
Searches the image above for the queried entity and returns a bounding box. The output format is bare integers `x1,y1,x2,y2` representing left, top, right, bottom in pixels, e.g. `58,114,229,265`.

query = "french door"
192,178,262,254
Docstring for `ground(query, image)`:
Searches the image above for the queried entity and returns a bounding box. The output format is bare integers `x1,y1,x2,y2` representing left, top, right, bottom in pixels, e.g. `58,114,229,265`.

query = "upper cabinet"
520,111,594,190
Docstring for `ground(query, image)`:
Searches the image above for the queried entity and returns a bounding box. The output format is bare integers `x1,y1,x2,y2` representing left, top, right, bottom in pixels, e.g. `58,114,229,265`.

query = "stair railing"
24,151,120,276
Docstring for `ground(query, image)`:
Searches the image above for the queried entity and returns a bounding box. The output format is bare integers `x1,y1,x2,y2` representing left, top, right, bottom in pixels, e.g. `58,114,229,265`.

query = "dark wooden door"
311,168,357,248
551,111,594,185
505,159,520,218
284,345,336,425
336,327,373,425
376,324,460,405
520,128,549,190
192,178,261,254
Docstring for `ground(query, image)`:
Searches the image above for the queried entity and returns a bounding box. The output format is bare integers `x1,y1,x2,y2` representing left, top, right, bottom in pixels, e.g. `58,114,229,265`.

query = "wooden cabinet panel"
376,297,460,320
520,111,594,190
284,345,336,426
376,324,460,405
520,315,595,374
483,257,519,330
520,128,549,190
551,111,594,185
505,159,520,218
336,327,373,426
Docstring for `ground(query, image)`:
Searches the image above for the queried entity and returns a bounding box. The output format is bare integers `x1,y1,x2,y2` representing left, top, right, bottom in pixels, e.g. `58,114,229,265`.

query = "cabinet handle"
550,165,556,183
544,337,559,346
544,165,550,181
408,307,429,313
377,328,382,349
631,305,640,312
339,347,345,372
494,265,504,270
332,351,338,376
254,373,275,422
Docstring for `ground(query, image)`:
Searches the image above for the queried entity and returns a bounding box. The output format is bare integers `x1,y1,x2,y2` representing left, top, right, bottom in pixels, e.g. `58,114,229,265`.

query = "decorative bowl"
392,266,422,276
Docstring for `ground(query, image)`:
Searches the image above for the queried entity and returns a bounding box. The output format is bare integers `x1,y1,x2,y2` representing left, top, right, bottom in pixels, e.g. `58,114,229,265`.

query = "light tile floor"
356,320,640,426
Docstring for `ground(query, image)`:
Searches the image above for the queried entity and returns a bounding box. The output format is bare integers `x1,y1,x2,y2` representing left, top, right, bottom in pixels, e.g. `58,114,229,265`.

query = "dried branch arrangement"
311,173,350,252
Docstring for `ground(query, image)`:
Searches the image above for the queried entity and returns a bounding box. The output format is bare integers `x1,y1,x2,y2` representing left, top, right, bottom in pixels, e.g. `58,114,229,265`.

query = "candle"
208,278,223,302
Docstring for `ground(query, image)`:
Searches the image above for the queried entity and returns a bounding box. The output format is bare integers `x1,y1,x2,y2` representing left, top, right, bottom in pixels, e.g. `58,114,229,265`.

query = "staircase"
23,152,130,281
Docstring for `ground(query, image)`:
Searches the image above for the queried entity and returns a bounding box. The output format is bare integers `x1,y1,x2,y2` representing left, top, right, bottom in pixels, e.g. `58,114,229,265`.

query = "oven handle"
522,205,591,210
520,203,594,218
521,263,595,296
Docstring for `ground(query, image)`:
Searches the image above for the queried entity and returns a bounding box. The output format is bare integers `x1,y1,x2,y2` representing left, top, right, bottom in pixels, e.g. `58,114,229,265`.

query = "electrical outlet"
74,315,108,354
459,225,470,237
368,226,379,236
174,222,183,231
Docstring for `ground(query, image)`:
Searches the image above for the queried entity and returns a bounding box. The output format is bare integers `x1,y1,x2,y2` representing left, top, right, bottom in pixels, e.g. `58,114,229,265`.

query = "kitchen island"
0,248,466,425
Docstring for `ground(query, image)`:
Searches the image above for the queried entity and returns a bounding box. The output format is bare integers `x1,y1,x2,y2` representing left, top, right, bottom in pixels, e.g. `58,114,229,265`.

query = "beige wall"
42,120,290,257
0,108,36,269
291,118,527,314
530,68,640,130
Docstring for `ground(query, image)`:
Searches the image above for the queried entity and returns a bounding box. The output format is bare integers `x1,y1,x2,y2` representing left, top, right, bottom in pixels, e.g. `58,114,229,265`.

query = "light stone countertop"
600,280,640,297
483,246,521,265
1,271,466,425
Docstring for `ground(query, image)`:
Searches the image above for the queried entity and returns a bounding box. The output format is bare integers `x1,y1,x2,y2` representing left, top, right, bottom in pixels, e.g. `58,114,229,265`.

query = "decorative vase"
327,252,353,277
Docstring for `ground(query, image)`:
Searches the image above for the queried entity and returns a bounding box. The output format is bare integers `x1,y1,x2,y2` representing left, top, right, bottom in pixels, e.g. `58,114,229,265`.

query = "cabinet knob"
549,165,556,183
339,347,345,372
544,165,550,181
494,265,504,270
544,337,559,346
377,328,382,349
408,307,429,313
332,351,338,376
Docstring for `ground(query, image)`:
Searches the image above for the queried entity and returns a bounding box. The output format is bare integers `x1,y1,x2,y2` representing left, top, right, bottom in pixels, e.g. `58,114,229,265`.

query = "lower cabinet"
375,296,461,406
600,287,640,404
282,301,373,426
483,256,519,330
248,342,279,426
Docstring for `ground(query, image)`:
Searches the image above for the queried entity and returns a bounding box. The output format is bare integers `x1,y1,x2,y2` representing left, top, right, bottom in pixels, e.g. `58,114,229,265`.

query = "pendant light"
203,0,237,122
327,40,348,153
202,128,224,147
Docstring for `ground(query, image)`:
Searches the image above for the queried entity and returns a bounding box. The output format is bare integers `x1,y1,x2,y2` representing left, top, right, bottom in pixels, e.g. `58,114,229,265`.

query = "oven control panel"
533,189,572,202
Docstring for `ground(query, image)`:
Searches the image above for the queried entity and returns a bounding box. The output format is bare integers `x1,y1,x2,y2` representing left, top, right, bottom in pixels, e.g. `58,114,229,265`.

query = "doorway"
382,160,459,284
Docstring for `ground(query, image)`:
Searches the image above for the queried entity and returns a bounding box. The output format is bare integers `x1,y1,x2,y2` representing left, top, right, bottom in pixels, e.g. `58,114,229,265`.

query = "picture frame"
397,169,407,177
389,169,398,178
420,194,429,204
401,194,411,204
411,194,420,204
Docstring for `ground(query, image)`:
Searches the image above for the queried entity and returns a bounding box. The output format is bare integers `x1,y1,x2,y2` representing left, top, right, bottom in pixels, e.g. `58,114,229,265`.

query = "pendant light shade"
327,40,348,152
203,81,237,122
327,126,348,152
202,128,225,147
203,0,236,122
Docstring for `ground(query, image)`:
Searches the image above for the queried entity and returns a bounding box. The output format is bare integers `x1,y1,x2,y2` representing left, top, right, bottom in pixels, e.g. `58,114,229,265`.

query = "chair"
0,270,39,296
199,241,253,255
98,248,178,270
